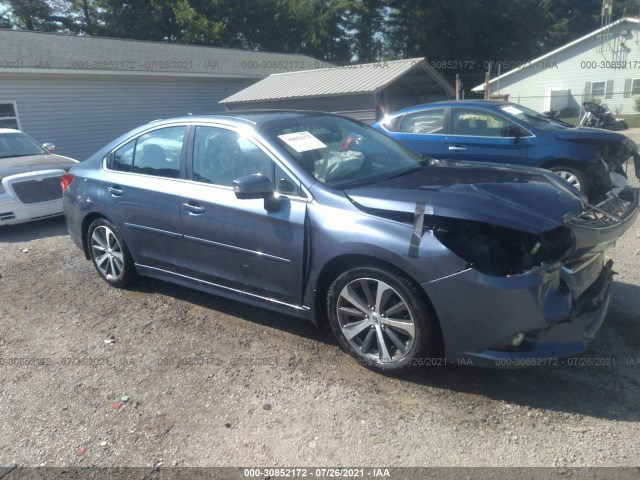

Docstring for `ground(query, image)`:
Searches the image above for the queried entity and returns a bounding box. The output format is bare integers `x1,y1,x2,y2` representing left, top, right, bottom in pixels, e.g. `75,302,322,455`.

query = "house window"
590,81,606,97
0,102,20,129
632,79,640,95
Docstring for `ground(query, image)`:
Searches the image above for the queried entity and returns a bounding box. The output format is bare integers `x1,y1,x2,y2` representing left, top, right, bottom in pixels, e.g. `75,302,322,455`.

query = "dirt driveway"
1,166,639,473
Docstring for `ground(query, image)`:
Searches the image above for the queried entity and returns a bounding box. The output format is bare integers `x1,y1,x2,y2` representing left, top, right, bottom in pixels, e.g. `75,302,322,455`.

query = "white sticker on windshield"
278,131,327,152
502,106,523,115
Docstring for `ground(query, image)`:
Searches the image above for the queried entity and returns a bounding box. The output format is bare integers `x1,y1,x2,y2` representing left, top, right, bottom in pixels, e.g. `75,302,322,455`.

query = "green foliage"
2,0,637,69
634,96,640,114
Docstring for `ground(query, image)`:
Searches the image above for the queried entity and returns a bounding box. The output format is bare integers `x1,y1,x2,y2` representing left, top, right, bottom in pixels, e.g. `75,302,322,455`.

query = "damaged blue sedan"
63,112,638,373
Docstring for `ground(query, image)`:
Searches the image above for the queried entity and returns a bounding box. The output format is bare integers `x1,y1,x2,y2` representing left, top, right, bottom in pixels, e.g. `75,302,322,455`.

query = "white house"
472,17,640,116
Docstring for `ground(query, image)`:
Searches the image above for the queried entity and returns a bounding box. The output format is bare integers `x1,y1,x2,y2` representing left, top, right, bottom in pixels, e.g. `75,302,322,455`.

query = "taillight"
61,173,75,192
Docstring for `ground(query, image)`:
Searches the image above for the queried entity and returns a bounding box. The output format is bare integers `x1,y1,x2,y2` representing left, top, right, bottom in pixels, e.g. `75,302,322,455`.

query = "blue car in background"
373,100,640,202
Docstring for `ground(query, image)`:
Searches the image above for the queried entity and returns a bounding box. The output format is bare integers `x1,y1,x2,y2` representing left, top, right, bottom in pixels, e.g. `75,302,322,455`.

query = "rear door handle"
182,201,205,215
448,146,467,152
107,185,124,196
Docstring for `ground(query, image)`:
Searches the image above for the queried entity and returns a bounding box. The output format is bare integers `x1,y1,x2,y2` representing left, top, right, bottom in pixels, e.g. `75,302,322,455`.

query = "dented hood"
346,161,585,234
552,126,626,142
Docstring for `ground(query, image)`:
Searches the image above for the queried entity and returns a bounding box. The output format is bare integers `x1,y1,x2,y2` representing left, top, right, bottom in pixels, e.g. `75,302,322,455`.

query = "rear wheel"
549,165,588,193
327,267,436,373
87,218,136,288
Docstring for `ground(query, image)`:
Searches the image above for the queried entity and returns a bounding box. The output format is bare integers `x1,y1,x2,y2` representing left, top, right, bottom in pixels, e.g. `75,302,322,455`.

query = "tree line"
2,0,639,85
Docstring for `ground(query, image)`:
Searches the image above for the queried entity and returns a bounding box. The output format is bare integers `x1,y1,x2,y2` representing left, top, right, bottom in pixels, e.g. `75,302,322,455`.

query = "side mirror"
500,126,521,144
233,174,281,212
43,143,55,152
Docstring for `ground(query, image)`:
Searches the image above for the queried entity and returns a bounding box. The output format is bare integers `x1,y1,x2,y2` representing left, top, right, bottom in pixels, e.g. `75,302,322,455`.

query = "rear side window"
399,109,445,134
110,126,185,178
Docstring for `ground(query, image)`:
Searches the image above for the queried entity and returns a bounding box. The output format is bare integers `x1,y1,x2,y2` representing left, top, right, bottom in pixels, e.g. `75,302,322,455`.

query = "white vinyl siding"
1,74,255,160
481,19,640,114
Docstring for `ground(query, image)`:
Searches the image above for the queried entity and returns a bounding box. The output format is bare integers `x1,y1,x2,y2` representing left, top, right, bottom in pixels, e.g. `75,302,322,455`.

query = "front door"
443,107,531,164
179,125,307,305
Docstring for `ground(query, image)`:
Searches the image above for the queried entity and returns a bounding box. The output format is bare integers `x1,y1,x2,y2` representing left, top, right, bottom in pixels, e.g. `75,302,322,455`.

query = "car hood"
346,160,585,234
553,126,626,142
0,153,77,177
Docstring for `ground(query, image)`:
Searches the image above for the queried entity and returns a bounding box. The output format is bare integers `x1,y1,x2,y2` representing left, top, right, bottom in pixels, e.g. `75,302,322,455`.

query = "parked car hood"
553,126,626,142
0,153,77,177
346,160,585,234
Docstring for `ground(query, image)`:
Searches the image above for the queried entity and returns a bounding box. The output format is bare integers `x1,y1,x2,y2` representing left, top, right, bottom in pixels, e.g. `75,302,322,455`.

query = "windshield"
259,115,423,189
0,132,46,158
498,104,570,131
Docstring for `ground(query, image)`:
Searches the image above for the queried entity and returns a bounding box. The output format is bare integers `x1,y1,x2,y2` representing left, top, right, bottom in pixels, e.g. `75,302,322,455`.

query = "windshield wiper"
383,164,426,182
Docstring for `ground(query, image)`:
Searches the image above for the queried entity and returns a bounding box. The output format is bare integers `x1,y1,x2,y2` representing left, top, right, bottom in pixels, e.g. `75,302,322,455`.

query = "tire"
87,218,136,288
549,165,588,194
327,266,436,373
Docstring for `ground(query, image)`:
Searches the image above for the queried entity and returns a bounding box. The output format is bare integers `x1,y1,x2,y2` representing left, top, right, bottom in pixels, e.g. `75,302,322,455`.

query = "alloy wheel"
336,278,416,364
90,225,125,281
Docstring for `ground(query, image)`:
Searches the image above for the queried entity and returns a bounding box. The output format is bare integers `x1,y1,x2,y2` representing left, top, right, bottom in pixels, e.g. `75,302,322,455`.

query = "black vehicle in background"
579,102,629,131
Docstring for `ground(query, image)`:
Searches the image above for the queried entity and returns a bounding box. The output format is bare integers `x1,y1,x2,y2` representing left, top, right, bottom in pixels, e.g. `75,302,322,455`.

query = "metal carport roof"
219,58,455,104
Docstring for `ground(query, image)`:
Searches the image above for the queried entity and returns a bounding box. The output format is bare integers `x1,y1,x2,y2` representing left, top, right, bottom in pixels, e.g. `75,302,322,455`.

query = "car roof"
391,99,512,115
149,110,347,129
0,128,22,134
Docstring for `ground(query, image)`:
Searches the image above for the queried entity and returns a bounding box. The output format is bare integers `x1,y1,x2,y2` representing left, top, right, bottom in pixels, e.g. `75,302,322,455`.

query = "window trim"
0,101,21,130
189,123,310,200
590,81,606,98
631,78,640,96
103,124,188,179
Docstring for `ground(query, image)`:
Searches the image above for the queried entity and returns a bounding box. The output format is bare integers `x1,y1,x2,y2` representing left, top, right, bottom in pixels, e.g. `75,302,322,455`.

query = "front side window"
192,126,302,195
399,109,445,134
451,108,520,137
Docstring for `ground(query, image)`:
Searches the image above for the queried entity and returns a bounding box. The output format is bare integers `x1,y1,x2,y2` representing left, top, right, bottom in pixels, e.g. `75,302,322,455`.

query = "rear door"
179,124,307,305
443,107,532,164
386,108,447,158
99,125,189,273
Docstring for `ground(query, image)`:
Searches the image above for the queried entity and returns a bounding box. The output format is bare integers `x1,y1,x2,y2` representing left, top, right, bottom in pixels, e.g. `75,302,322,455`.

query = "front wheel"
327,267,436,373
549,165,588,194
87,218,136,288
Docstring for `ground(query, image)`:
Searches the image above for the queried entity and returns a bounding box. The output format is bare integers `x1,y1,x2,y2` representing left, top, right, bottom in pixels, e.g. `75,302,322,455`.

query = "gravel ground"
0,158,639,471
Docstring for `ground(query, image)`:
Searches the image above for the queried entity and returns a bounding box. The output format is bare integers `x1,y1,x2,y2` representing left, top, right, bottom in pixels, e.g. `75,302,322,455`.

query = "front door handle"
182,201,205,215
107,185,124,196
448,146,467,152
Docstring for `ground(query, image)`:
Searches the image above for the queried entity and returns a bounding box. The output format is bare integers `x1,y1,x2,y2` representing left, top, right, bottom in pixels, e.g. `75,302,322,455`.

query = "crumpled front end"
422,189,639,368
589,136,640,200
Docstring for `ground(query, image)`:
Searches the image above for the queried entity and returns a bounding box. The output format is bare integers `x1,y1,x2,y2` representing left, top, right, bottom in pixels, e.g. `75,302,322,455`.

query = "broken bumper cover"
423,257,614,368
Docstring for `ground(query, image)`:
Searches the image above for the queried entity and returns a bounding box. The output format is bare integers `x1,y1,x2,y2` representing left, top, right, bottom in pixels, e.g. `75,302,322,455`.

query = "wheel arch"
311,253,445,356
80,212,114,260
